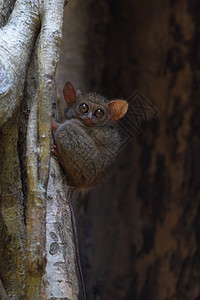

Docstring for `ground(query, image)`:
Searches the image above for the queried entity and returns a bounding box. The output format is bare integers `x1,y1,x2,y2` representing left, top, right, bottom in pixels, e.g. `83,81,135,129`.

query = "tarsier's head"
63,82,128,127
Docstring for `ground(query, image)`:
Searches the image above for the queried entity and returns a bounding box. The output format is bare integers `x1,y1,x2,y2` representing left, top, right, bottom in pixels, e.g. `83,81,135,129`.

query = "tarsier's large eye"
79,103,89,113
94,109,104,118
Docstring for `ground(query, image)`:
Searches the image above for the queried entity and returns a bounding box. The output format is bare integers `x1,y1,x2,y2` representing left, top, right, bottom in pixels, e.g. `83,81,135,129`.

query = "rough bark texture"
0,1,79,299
56,1,200,299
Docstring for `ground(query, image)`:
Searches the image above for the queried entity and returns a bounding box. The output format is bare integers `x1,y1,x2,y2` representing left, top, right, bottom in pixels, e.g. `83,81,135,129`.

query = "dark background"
56,1,200,299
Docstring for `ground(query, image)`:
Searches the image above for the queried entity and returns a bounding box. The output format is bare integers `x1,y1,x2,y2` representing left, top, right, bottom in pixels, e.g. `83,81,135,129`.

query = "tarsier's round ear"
63,82,77,106
108,100,128,121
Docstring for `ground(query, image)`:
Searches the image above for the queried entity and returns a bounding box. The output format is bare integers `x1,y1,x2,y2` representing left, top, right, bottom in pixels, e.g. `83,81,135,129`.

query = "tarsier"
51,82,128,300
51,82,128,189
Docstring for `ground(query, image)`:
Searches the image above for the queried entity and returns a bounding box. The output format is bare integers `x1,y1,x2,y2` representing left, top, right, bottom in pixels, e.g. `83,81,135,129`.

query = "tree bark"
0,1,79,299
87,1,200,299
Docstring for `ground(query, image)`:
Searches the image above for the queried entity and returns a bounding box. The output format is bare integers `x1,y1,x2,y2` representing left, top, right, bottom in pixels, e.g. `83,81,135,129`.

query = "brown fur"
52,82,128,189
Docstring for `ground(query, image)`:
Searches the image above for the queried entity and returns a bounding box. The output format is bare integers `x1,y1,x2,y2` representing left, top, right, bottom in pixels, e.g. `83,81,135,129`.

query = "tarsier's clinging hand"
51,82,128,189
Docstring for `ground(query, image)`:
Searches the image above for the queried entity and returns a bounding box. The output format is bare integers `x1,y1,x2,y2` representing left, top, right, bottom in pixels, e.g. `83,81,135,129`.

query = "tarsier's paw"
51,144,59,157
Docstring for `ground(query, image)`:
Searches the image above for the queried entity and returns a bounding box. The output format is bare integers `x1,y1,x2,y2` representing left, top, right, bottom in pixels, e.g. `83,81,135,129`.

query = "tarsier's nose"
83,117,94,126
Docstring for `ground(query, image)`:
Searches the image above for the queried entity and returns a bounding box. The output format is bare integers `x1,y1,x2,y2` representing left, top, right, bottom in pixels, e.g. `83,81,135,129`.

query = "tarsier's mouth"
83,118,94,126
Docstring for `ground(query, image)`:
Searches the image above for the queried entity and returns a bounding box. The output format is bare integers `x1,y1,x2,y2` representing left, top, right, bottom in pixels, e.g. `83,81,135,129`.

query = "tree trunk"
0,1,79,299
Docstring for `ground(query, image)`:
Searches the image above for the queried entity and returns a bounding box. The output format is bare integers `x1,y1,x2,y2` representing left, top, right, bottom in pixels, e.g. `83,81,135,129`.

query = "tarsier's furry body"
52,82,128,189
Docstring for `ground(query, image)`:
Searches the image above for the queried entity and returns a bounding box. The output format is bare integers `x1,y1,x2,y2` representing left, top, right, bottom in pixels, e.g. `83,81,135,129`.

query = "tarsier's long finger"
52,119,59,131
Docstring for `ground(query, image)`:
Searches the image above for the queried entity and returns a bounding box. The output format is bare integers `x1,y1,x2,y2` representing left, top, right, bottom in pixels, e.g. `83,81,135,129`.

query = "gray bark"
0,1,79,299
